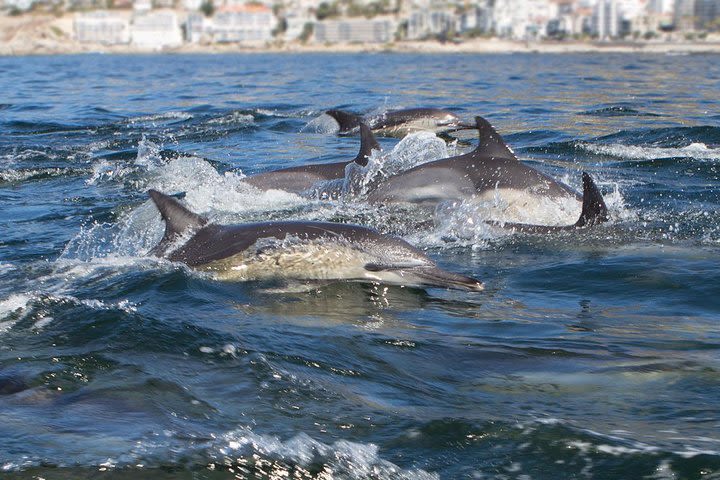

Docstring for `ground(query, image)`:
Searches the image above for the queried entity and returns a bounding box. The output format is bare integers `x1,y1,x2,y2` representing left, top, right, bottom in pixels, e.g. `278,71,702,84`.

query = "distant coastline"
2,13,720,56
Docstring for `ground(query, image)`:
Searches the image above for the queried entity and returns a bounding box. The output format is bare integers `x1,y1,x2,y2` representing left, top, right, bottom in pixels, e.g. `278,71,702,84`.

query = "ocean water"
0,53,719,479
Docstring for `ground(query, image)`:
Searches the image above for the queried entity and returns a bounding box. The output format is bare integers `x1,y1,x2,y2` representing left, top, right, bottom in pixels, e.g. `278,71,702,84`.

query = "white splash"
342,131,451,197
302,113,341,134
212,428,439,480
0,293,33,334
127,112,193,125
207,111,254,126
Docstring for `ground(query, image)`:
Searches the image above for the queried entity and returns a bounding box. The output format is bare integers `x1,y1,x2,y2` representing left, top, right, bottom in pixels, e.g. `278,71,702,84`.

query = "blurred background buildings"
2,0,719,49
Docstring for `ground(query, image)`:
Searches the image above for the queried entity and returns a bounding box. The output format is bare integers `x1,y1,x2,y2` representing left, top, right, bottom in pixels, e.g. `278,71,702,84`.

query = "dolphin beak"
413,267,484,292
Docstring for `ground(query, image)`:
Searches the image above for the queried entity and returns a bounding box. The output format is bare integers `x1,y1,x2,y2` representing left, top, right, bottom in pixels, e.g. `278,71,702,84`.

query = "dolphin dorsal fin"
148,190,207,256
574,173,609,228
353,123,380,167
326,109,362,132
473,116,517,160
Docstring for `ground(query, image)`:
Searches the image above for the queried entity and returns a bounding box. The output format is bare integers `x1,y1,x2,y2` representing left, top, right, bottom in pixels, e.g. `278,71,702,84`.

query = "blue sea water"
0,52,719,479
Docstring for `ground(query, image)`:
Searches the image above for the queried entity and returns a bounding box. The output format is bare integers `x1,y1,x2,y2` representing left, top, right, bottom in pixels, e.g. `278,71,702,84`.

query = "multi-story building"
694,0,720,30
593,0,619,38
314,17,396,43
492,0,559,39
284,13,315,41
407,9,457,40
131,10,183,48
459,4,493,34
185,12,207,42
211,4,277,42
674,0,696,30
74,11,130,44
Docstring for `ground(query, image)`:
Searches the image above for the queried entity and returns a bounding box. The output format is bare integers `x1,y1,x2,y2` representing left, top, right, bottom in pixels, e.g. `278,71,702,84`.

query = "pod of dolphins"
148,110,609,292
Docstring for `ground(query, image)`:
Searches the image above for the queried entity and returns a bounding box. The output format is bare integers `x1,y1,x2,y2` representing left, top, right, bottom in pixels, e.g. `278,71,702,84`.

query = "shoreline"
2,13,720,56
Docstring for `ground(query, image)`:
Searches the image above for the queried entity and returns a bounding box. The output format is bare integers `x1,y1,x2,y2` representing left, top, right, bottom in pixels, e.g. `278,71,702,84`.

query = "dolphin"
326,108,473,137
243,123,379,195
147,190,484,291
365,116,609,230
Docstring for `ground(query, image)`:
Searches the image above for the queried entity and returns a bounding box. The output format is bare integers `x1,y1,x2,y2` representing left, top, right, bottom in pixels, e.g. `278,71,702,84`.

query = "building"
74,11,130,44
284,13,314,41
674,0,696,30
182,0,202,10
185,12,207,43
131,10,183,48
407,9,457,40
491,0,559,39
459,5,493,34
314,18,396,43
695,0,720,30
593,0,620,38
211,4,277,43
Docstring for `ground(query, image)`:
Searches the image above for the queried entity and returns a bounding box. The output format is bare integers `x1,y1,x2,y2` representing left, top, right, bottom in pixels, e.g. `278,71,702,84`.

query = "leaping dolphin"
243,123,379,194
326,108,473,137
147,190,484,291
365,116,609,230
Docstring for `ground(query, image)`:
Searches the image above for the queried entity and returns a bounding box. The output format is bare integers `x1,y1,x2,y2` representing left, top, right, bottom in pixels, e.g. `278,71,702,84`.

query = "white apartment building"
131,10,183,48
593,0,619,38
182,0,202,10
185,12,207,43
212,5,277,43
314,18,396,43
74,11,130,44
2,0,36,10
407,9,457,40
492,0,559,39
284,13,314,41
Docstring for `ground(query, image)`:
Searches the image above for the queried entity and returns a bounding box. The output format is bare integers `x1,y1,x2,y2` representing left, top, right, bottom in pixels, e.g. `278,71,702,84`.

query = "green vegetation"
316,2,339,20
299,22,313,43
272,17,288,37
200,0,214,17
347,0,393,18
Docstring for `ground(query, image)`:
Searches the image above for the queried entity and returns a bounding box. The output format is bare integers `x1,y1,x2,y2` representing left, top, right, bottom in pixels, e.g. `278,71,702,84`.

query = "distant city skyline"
3,0,720,49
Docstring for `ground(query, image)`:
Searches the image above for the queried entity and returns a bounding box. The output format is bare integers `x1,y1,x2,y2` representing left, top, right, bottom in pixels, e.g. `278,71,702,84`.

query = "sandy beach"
2,12,720,56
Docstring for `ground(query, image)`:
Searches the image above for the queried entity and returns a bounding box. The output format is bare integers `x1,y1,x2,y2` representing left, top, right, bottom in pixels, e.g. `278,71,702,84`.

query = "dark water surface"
1,53,719,479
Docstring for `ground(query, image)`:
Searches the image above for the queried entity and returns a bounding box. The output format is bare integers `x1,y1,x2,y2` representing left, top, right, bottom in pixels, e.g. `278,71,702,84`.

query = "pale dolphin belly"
200,240,375,282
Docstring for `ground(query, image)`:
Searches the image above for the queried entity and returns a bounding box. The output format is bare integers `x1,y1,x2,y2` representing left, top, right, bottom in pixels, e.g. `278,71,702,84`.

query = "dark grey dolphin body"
243,123,379,194
326,108,473,137
148,190,483,291
366,116,608,230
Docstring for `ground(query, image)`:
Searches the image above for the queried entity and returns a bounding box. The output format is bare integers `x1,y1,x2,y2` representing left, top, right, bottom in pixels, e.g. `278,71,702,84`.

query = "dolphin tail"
352,123,381,166
490,172,609,233
573,172,609,228
148,190,207,257
326,109,362,133
470,116,517,160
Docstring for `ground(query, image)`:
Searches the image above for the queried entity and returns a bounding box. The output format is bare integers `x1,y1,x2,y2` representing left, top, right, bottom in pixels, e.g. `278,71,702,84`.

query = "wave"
125,111,194,125
0,167,85,185
0,423,438,478
577,141,720,161
528,126,720,162
579,106,662,117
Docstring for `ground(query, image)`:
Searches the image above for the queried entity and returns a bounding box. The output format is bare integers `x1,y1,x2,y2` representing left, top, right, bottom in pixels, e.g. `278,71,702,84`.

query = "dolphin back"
148,190,207,257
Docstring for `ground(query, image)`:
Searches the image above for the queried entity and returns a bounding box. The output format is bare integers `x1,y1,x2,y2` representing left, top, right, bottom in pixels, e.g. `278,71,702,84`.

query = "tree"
316,2,339,20
200,0,214,17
